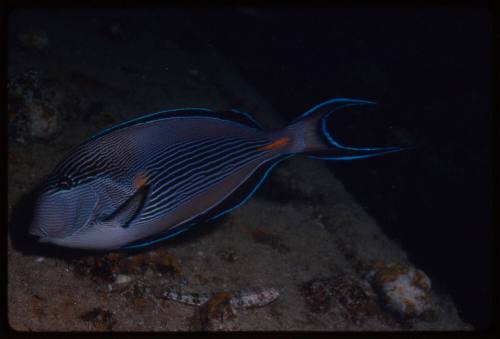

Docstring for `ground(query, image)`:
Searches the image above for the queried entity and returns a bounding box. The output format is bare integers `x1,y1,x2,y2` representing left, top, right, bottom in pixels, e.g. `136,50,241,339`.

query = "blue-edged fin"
226,108,264,130
289,98,409,160
85,107,263,146
123,224,192,249
102,184,148,229
205,154,293,221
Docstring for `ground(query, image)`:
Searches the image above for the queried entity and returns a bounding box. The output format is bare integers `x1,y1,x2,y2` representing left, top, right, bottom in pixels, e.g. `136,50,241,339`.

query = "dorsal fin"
84,107,264,145
225,108,264,130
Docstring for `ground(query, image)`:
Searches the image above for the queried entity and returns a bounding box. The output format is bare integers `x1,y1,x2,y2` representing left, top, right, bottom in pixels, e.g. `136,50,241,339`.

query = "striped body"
30,99,405,250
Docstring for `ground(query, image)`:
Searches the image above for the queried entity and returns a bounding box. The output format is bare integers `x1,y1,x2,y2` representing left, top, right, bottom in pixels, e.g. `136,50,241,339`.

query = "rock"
302,275,381,324
8,70,64,142
301,278,333,314
367,261,432,319
22,100,61,139
330,275,379,323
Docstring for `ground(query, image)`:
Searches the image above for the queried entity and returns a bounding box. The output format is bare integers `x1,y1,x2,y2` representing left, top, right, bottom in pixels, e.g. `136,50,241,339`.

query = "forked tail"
285,98,409,160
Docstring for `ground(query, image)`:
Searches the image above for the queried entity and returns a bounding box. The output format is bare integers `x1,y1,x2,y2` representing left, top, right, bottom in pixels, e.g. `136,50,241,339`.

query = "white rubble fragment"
367,261,432,318
115,274,133,285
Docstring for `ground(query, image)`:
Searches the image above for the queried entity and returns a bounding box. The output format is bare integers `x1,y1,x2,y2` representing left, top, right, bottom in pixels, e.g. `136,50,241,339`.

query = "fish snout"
28,222,49,241
30,186,99,241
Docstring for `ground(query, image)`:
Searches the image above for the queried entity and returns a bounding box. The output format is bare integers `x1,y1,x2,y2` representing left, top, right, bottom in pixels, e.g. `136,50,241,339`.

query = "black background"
178,8,493,329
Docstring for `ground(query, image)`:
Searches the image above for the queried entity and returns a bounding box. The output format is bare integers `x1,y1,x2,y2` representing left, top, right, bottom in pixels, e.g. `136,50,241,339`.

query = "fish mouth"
28,224,49,240
28,225,60,245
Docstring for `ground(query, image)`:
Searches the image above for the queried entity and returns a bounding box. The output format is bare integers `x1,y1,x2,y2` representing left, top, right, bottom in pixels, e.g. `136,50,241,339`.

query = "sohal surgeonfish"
29,98,405,250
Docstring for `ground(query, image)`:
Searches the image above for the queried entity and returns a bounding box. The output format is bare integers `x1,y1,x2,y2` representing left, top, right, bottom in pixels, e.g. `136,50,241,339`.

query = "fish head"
29,173,139,250
29,173,100,245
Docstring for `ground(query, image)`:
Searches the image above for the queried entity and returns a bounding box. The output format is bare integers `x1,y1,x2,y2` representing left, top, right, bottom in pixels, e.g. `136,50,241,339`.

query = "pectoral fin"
102,185,148,228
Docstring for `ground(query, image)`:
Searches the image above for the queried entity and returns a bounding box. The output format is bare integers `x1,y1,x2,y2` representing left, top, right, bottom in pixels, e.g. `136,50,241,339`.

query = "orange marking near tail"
257,137,290,151
133,171,149,189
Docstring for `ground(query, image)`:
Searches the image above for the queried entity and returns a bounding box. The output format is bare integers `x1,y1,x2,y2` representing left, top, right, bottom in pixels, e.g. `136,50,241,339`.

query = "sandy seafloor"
7,11,472,331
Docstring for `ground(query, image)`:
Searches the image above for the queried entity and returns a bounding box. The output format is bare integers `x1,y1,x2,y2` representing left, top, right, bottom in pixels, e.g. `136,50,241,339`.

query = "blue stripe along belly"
29,99,409,250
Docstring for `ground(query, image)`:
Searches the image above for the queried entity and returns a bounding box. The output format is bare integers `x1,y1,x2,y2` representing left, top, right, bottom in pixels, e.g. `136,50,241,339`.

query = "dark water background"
9,8,493,329
165,8,494,329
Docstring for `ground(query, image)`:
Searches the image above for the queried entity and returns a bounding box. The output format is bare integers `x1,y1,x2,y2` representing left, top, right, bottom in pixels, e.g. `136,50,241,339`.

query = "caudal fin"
285,98,410,160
